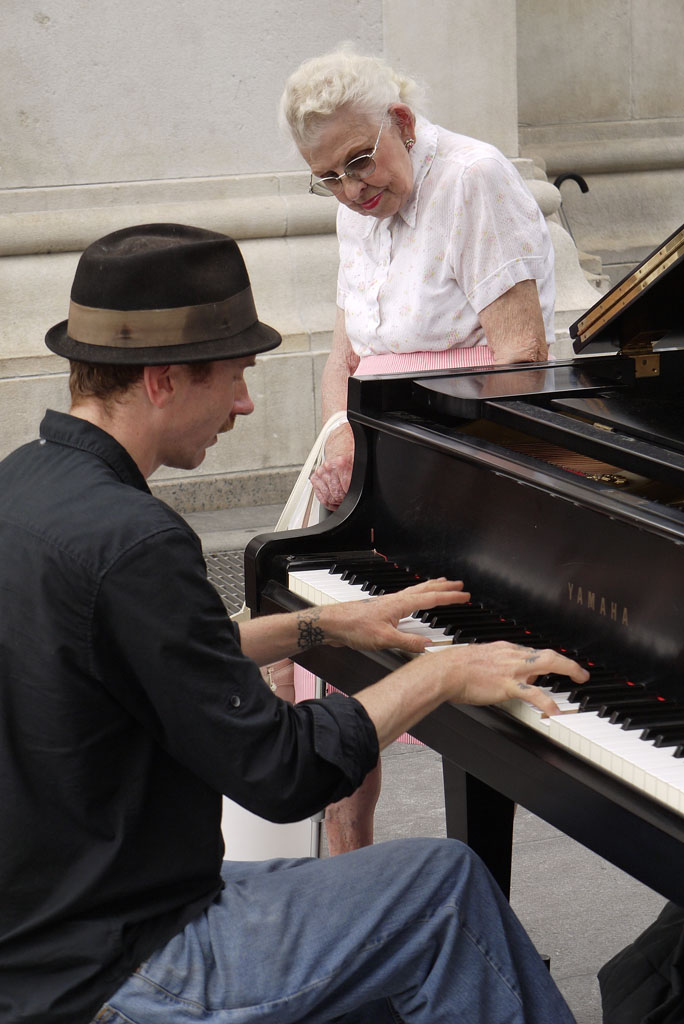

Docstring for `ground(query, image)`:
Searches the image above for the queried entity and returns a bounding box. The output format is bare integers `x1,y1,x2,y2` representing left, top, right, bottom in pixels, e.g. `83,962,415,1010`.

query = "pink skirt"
294,345,493,741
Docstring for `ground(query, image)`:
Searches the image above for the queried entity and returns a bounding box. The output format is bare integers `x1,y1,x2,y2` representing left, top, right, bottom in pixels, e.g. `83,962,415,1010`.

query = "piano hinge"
631,352,660,378
621,334,661,378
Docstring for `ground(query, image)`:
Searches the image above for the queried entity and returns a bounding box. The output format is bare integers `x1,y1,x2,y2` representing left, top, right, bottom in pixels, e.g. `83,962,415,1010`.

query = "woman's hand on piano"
444,642,590,716
310,454,354,511
310,423,356,511
320,578,472,653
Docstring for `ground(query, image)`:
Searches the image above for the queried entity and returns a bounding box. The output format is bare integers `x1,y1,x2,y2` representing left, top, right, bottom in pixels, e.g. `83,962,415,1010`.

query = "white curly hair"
279,44,425,149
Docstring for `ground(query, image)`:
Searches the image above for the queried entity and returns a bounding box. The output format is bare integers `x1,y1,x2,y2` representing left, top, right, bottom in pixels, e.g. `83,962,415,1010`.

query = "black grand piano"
245,223,684,903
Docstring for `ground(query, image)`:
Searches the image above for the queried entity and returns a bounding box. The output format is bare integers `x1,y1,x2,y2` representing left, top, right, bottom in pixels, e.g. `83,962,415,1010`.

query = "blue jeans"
92,837,575,1024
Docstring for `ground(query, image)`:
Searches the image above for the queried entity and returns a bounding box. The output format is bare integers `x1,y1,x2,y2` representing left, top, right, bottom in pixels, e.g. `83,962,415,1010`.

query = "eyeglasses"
309,119,385,197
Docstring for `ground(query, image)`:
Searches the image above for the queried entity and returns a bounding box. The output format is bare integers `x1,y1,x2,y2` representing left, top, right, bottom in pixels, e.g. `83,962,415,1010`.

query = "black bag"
599,902,684,1023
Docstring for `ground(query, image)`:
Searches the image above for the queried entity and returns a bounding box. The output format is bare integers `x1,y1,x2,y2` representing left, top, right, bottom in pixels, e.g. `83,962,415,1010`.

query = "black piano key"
641,723,684,744
333,563,389,577
542,665,592,690
511,630,543,641
373,580,430,595
428,609,503,625
653,735,684,752
329,557,395,572
361,577,417,592
610,703,670,725
433,602,499,615
364,583,411,595
573,683,639,706
439,617,511,633
415,602,485,622
620,708,684,730
547,674,578,693
288,554,377,573
451,621,525,636
574,679,626,692
357,571,418,586
443,622,494,636
511,637,566,651
356,571,425,589
575,667,622,681
578,680,618,694
597,696,671,718
342,571,370,584
339,566,422,585
457,628,543,643
441,614,519,632
349,564,414,577
655,737,684,753
339,567,389,581
584,676,620,691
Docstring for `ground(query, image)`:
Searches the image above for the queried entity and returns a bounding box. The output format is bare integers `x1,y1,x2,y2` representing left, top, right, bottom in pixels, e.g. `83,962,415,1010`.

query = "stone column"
382,0,519,156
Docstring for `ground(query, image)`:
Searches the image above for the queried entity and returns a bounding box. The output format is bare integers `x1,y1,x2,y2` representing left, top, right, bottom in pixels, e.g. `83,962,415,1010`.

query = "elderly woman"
278,47,555,854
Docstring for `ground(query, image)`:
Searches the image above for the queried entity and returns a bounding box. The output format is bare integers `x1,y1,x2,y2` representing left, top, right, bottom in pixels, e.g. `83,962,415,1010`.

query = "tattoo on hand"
523,654,539,665
517,682,533,692
297,612,325,650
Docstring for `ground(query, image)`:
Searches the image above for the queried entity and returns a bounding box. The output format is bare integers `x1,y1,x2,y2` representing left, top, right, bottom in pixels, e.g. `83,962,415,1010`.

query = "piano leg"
442,757,515,900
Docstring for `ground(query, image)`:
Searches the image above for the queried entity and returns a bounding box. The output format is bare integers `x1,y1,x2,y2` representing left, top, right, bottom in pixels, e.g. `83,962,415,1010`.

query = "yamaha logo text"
567,583,629,626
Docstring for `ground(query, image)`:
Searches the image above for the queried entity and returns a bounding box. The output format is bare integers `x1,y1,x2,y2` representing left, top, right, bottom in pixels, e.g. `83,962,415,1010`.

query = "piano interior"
458,411,684,510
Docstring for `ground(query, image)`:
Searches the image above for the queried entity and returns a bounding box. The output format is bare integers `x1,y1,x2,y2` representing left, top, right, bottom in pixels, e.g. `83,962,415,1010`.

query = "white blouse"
336,118,555,357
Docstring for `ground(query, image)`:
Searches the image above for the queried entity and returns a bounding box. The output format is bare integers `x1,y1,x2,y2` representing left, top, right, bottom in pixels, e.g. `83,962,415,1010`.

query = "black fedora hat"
45,223,281,364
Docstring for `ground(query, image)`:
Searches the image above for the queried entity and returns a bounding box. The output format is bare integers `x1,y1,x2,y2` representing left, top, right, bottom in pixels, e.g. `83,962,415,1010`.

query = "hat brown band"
67,287,258,349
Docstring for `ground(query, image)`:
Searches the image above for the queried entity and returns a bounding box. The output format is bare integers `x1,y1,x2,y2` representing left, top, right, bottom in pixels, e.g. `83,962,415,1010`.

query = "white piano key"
288,560,684,818
546,711,684,815
396,617,453,644
289,569,371,605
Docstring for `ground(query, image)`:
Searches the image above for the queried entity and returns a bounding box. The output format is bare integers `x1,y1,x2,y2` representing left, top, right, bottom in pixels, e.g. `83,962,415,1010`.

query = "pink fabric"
354,345,493,376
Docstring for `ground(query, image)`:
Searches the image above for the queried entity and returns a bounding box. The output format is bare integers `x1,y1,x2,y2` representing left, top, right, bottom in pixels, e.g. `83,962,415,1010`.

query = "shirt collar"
40,410,150,493
398,116,438,228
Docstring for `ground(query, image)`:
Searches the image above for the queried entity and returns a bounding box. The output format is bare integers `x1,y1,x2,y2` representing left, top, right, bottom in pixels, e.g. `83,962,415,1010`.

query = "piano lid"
410,362,620,420
571,222,684,358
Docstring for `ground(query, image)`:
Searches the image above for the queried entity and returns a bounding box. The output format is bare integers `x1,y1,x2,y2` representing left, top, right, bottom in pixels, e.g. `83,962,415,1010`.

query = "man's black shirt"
0,411,378,1023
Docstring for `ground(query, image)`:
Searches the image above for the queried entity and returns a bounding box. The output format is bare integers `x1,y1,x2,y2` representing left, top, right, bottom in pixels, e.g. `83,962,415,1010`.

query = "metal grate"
205,550,245,616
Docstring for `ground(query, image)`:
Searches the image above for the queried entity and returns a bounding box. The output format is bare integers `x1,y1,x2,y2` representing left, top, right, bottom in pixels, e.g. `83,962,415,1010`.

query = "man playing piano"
0,223,587,1024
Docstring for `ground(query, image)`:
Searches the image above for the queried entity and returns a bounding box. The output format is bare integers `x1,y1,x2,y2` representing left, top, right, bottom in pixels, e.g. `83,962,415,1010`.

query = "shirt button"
230,695,241,708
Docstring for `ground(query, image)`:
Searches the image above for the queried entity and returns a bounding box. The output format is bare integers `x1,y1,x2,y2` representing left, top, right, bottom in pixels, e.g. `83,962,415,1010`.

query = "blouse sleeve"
449,155,551,315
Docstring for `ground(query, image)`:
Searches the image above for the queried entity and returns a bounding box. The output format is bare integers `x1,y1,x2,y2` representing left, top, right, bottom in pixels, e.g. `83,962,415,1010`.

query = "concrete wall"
1,3,382,186
517,0,684,283
383,0,519,156
2,0,518,190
